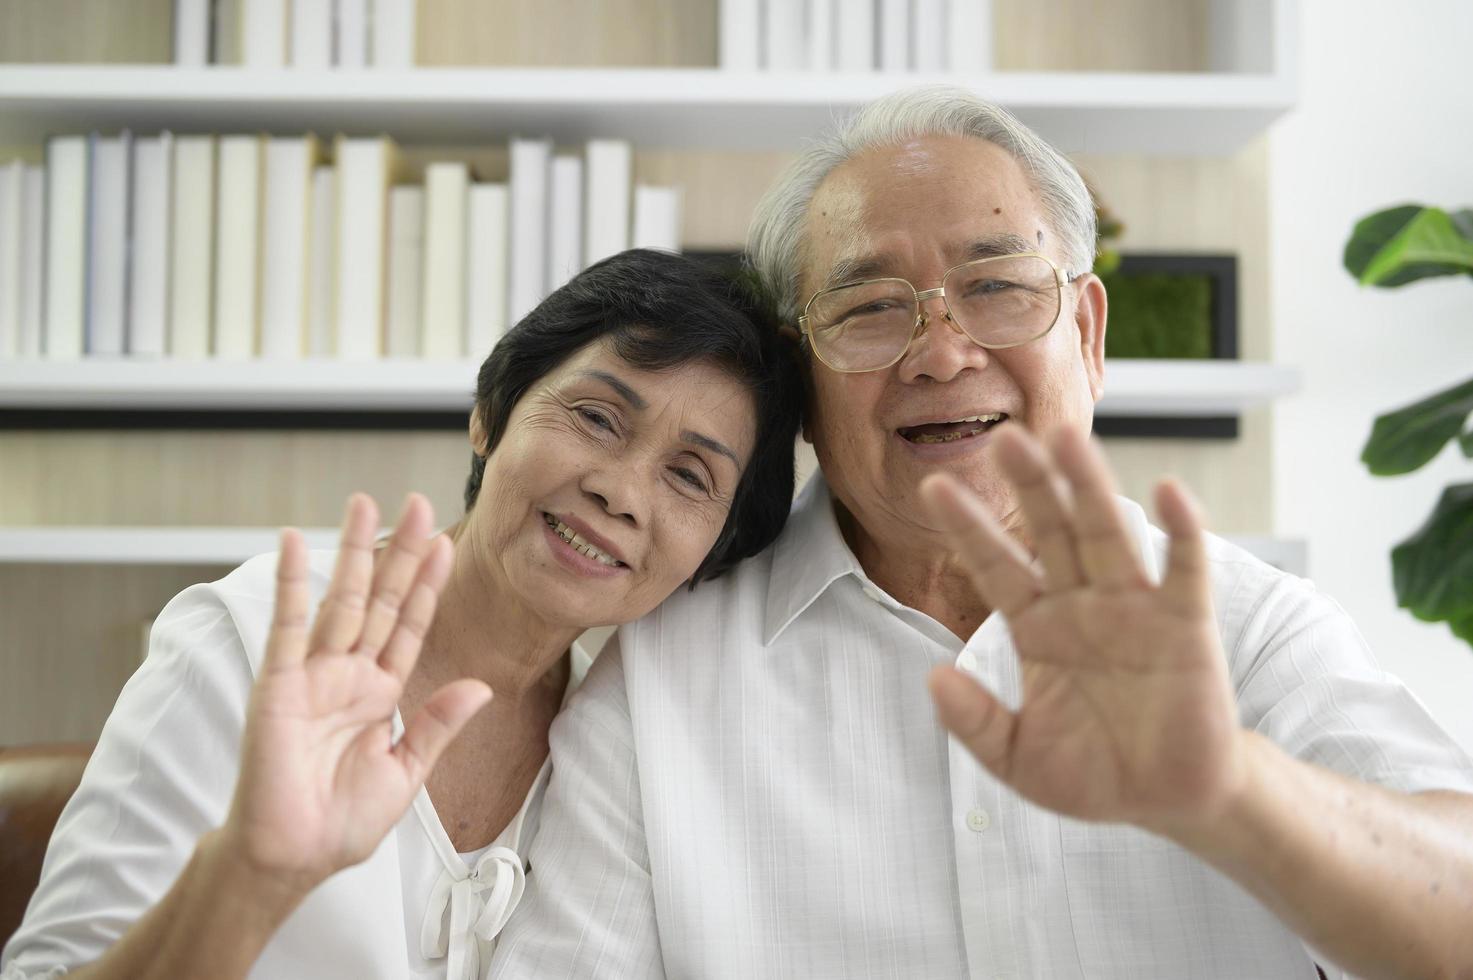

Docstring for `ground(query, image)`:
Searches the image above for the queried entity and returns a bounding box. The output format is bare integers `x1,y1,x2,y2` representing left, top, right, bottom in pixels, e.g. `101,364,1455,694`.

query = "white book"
547,154,583,292
44,135,89,360
371,0,415,68
507,137,551,324
763,0,806,70
307,165,336,356
807,0,834,71
128,134,174,357
385,185,423,358
19,166,45,358
464,182,508,356
912,0,944,71
336,0,368,68
291,0,333,67
878,0,909,71
946,0,992,73
836,0,875,71
260,135,321,359
86,131,132,357
719,0,759,70
242,0,288,66
169,135,215,358
631,185,682,253
214,135,265,359
419,161,467,359
0,162,21,358
173,0,210,65
334,135,398,358
583,139,631,267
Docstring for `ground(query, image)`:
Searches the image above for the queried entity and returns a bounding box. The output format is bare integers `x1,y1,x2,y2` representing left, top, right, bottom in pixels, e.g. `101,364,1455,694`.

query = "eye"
577,406,615,432
671,466,709,493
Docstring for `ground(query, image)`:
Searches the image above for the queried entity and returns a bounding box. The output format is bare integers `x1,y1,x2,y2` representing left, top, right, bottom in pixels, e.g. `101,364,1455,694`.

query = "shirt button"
957,650,978,672
861,584,883,602
965,807,991,833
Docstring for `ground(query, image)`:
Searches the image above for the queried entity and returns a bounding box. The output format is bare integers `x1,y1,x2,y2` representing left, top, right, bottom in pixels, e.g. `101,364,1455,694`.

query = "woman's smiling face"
468,336,759,630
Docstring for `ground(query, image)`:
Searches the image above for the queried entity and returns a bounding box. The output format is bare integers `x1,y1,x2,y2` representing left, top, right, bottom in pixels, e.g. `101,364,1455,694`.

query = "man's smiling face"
799,134,1106,540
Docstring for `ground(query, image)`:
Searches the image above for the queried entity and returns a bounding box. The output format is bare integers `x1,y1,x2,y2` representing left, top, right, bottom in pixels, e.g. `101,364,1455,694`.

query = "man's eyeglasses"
797,252,1081,374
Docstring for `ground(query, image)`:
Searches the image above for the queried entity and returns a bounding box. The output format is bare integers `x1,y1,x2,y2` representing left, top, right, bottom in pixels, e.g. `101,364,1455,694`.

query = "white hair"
746,85,1098,322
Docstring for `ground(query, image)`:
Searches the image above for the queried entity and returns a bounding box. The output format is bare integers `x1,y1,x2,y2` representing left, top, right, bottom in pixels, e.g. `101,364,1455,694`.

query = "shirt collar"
763,470,1164,645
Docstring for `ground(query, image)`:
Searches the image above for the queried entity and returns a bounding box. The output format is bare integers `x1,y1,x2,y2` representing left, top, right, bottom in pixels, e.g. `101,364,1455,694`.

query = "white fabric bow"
420,846,526,980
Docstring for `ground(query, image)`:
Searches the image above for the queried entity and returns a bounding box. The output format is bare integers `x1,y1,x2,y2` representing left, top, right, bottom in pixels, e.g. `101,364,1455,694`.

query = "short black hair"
464,248,803,585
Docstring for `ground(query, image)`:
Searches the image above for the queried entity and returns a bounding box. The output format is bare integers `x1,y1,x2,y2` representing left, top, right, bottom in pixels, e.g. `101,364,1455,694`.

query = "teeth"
543,514,622,567
950,413,1004,424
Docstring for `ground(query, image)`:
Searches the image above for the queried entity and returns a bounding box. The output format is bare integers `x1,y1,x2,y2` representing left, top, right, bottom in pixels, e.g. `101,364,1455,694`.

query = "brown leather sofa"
0,743,93,949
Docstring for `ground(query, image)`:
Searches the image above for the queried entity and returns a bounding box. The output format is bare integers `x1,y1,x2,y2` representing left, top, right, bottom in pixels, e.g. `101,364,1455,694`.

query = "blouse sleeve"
0,577,259,978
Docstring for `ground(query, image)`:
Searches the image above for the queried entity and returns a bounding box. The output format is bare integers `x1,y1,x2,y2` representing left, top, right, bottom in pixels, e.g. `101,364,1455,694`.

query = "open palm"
922,426,1246,833
223,494,491,889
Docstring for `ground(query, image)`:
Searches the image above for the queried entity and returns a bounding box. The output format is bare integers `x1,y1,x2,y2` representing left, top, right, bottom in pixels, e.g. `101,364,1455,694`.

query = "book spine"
242,0,288,66
336,0,369,67
334,136,392,359
763,0,807,70
945,0,992,73
306,165,336,357
878,0,910,71
631,185,682,253
87,132,132,358
169,136,215,359
419,162,468,359
835,0,875,71
20,166,45,358
214,135,264,359
912,0,945,71
173,0,211,65
464,182,509,356
807,0,834,71
0,162,21,358
370,0,415,68
384,185,424,357
44,136,89,360
719,0,760,70
128,133,173,357
507,137,551,325
290,0,334,67
260,136,317,359
547,154,584,293
583,139,631,267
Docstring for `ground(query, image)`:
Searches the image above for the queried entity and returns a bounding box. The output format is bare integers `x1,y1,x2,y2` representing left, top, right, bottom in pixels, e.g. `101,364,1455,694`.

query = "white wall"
1270,0,1473,749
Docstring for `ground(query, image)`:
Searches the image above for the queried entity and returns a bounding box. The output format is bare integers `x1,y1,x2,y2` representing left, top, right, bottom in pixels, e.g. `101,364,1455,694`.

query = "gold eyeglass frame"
796,251,1082,374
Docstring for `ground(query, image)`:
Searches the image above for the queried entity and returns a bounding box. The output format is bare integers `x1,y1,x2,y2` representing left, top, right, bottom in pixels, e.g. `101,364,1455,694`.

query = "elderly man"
491,87,1473,978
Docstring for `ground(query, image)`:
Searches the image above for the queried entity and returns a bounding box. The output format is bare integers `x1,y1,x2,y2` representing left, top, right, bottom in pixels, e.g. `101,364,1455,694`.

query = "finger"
919,472,1042,618
1049,427,1149,590
352,493,436,659
393,679,493,786
990,425,1084,591
308,494,380,658
928,666,1016,780
1154,477,1213,617
377,534,454,684
262,528,311,674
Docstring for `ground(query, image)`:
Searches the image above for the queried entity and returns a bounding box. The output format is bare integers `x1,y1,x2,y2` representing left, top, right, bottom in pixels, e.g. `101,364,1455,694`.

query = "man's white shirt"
493,473,1473,979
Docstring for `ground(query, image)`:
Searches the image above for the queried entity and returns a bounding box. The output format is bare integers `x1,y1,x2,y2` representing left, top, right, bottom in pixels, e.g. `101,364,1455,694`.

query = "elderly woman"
0,249,803,980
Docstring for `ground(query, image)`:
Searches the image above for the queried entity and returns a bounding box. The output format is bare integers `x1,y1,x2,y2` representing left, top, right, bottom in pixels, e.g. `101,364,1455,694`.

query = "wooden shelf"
0,66,1295,155
0,357,1299,417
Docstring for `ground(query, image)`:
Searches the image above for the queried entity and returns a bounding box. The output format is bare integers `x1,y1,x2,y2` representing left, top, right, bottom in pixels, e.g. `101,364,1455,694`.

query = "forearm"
1167,731,1473,979
69,829,314,980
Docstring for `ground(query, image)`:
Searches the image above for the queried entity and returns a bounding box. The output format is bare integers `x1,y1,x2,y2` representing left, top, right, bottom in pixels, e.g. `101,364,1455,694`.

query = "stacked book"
0,135,682,362
175,0,415,69
720,0,992,72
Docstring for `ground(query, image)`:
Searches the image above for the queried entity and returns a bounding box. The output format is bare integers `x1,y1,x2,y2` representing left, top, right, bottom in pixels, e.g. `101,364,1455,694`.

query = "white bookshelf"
0,63,1295,157
0,358,1299,417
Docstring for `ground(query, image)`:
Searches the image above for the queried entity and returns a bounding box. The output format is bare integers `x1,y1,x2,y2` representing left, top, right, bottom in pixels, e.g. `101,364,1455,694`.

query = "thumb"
393,680,494,785
928,666,1016,778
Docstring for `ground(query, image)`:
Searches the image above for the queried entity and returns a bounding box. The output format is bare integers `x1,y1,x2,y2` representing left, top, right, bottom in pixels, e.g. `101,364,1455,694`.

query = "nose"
580,464,645,527
896,288,990,384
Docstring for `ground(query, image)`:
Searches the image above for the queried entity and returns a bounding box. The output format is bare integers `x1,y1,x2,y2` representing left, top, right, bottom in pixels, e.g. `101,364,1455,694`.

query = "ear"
468,410,489,457
1071,273,1108,402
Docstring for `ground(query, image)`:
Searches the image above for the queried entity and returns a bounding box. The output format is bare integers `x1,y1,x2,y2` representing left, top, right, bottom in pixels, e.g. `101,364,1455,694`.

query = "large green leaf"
1392,483,1473,644
1361,375,1473,475
1344,205,1473,287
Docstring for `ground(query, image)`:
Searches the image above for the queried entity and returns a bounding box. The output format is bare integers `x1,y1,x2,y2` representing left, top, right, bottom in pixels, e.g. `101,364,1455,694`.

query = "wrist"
199,827,321,919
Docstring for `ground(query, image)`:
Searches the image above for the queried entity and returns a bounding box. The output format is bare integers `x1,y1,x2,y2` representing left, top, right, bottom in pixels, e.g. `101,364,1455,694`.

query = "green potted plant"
1343,204,1473,645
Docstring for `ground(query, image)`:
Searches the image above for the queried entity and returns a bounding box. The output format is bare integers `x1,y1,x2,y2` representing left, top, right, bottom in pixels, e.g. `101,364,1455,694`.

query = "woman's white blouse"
0,550,587,980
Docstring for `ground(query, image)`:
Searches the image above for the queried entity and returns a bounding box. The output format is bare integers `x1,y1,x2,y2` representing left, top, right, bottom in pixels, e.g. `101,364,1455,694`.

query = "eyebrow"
583,370,647,409
681,430,741,469
820,233,1038,291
